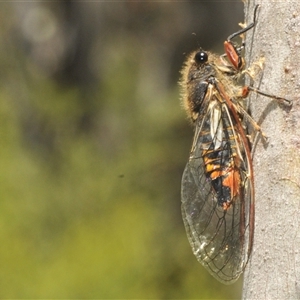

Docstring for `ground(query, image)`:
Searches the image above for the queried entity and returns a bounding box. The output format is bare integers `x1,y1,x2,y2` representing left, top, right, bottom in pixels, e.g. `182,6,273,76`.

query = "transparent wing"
181,104,253,284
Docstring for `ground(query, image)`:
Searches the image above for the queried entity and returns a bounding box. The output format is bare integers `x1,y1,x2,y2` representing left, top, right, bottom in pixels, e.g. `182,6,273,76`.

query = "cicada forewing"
181,91,254,284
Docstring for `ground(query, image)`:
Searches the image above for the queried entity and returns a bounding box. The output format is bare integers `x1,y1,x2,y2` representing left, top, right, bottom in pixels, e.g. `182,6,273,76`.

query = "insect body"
180,53,254,284
180,6,261,284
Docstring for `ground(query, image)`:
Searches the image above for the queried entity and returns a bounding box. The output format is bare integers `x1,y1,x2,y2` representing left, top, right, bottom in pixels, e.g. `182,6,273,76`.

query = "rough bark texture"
242,1,300,299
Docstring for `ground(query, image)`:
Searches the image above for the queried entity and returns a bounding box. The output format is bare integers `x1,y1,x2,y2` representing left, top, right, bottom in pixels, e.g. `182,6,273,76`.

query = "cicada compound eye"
194,51,208,64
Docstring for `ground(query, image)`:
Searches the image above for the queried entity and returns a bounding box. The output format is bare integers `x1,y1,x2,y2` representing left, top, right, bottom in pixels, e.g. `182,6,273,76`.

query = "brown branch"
242,1,300,299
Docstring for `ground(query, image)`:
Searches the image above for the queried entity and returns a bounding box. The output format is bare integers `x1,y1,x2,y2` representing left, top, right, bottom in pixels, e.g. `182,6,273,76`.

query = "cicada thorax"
196,105,243,210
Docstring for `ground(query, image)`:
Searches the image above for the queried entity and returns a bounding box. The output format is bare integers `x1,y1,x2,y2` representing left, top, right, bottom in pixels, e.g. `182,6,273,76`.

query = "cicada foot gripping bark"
179,5,291,284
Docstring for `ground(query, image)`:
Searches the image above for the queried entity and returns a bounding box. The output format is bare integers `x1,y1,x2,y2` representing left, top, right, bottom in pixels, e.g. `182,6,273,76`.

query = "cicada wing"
181,105,253,284
181,158,252,284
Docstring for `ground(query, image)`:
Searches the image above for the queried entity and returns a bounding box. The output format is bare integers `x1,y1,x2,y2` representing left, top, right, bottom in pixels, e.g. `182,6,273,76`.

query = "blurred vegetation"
0,1,245,298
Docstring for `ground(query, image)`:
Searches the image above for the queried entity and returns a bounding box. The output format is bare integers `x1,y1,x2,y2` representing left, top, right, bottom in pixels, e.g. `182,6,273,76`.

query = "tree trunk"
243,1,300,299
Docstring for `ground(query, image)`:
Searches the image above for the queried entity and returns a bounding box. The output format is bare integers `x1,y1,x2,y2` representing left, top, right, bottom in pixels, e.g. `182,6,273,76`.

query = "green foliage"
0,2,243,298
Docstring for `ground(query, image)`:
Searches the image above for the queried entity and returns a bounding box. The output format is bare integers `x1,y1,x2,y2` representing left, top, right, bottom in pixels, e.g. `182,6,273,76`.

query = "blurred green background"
0,1,245,298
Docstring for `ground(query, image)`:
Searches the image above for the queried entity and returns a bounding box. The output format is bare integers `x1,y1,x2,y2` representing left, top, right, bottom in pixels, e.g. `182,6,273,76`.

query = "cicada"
180,5,291,284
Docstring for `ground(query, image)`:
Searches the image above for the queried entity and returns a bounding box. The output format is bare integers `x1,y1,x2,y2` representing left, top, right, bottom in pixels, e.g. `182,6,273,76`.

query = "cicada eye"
194,51,208,64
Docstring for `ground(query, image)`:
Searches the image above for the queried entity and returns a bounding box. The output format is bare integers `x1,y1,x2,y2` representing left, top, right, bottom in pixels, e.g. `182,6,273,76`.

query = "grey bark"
242,1,300,299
